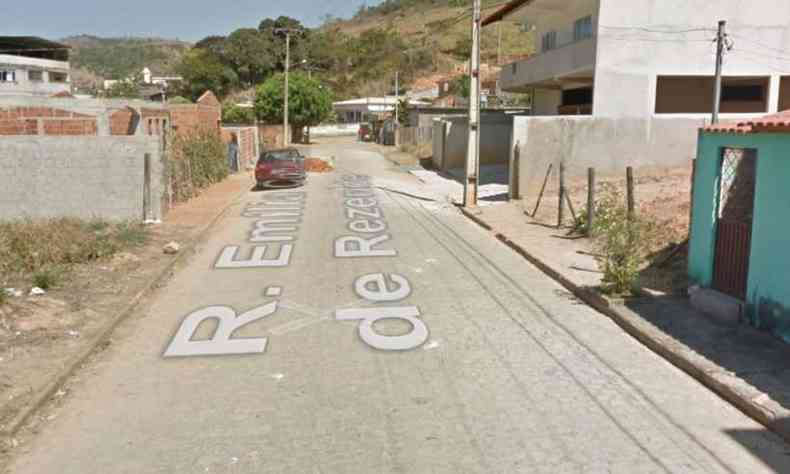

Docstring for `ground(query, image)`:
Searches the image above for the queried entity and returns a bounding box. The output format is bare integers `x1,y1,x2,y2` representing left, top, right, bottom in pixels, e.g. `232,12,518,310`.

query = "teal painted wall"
689,131,790,340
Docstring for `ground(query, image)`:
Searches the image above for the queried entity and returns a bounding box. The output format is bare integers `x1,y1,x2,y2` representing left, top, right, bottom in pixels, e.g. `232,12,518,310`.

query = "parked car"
255,148,306,189
358,122,373,142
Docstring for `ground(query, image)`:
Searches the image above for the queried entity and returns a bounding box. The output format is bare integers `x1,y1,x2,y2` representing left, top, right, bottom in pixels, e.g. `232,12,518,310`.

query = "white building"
333,97,430,123
0,37,71,97
482,0,790,190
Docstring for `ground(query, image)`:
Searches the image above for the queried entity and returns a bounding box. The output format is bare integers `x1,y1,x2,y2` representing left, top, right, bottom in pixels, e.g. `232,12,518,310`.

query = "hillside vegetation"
62,35,191,80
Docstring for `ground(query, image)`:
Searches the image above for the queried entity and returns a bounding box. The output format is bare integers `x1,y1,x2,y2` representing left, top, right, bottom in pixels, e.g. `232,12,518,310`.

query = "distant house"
689,111,790,340
141,67,182,89
0,36,71,97
333,97,430,123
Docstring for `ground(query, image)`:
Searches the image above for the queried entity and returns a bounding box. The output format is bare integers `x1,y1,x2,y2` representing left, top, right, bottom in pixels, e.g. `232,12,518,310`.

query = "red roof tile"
702,110,790,134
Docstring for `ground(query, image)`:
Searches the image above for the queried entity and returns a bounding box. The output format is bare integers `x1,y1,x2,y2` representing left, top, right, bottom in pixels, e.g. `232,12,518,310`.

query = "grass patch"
0,218,150,283
32,267,63,290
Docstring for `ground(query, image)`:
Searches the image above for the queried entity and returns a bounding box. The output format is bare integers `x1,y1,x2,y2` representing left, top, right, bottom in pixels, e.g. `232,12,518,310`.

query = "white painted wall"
594,0,790,118
0,54,71,97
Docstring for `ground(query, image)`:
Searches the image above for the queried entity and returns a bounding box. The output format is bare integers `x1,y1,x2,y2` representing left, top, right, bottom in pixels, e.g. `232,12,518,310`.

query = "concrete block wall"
511,116,706,201
0,136,165,221
432,112,514,172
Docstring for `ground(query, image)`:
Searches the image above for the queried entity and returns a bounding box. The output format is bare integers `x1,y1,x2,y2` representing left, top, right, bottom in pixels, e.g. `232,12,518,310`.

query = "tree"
450,76,471,99
194,35,228,58
259,16,309,69
396,98,410,126
224,28,275,86
177,48,238,100
254,72,333,135
106,76,141,98
222,104,255,124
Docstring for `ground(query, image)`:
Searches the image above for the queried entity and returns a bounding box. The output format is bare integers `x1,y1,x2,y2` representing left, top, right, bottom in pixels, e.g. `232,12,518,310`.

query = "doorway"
712,147,757,300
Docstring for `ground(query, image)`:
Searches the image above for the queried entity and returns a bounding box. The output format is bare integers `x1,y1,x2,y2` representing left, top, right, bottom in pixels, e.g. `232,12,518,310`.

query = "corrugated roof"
703,110,790,134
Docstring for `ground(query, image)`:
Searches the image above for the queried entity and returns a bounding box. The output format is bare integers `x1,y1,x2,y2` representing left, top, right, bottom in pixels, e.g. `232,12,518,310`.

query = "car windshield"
260,151,300,163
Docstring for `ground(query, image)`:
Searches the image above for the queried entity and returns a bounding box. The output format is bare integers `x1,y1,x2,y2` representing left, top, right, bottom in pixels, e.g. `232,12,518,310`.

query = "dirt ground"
0,173,251,441
520,165,694,294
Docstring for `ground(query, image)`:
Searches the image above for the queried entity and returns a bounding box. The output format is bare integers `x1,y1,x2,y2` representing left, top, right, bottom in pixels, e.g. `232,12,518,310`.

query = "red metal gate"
712,148,756,300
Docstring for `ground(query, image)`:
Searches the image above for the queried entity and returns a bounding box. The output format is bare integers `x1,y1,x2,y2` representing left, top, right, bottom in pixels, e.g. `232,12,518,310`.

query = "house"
483,0,790,191
141,67,183,89
0,37,71,97
688,111,790,341
333,97,431,124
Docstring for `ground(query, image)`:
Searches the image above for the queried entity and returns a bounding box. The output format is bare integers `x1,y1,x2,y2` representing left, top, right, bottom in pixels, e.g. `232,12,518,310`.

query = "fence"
399,126,434,146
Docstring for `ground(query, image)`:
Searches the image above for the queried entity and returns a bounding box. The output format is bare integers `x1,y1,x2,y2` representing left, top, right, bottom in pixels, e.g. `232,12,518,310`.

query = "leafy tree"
254,72,333,130
194,35,228,58
450,76,471,98
177,48,238,100
105,76,141,98
397,98,410,126
224,28,275,86
259,16,309,69
222,104,255,124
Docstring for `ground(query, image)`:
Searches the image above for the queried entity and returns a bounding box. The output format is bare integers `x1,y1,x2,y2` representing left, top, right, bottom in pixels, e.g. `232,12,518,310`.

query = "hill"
331,0,534,74
62,35,192,80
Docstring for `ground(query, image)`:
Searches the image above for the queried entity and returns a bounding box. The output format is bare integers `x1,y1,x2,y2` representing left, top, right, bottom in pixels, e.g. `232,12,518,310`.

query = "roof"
702,110,790,134
0,36,70,61
482,0,533,27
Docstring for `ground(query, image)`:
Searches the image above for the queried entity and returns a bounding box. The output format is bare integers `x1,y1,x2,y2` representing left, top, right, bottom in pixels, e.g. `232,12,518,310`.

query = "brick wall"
168,91,221,138
0,107,98,136
259,124,285,150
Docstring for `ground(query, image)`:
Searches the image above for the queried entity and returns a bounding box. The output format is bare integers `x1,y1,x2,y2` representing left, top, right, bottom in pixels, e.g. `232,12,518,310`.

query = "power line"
599,25,716,34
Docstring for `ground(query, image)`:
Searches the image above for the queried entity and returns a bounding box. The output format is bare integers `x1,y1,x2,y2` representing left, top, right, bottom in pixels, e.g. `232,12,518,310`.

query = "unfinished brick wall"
0,107,98,136
168,91,221,138
258,124,285,150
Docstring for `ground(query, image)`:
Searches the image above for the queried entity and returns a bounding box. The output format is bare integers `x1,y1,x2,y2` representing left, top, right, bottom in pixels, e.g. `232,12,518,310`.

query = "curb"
1,180,251,441
458,207,790,446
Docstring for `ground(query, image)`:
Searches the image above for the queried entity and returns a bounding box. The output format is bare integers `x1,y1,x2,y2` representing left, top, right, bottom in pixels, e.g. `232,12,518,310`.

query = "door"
712,147,757,300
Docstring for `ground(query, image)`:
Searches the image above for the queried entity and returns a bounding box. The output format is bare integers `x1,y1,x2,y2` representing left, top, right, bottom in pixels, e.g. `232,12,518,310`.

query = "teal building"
688,112,790,341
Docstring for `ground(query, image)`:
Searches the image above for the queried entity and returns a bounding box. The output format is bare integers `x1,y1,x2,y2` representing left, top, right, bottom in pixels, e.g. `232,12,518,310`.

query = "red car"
255,148,306,190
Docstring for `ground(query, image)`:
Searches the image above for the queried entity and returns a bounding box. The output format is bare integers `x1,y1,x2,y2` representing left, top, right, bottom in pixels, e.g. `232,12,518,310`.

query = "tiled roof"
702,110,790,134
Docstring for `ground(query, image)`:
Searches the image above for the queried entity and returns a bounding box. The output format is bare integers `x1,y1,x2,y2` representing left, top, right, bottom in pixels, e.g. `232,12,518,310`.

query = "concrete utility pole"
275,27,301,146
464,0,482,208
394,71,400,147
712,20,727,124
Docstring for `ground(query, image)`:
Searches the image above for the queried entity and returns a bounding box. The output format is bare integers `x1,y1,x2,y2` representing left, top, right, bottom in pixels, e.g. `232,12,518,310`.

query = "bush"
169,129,229,202
0,219,149,281
590,186,654,295
222,104,255,124
32,267,62,290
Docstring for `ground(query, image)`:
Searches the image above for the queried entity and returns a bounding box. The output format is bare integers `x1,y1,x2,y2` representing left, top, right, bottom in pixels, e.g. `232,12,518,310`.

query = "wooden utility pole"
586,167,596,236
464,0,482,208
712,20,726,124
626,166,635,219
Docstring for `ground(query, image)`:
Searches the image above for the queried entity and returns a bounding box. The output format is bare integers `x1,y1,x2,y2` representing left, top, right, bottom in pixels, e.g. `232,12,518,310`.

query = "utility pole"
394,71,400,147
712,20,726,124
464,0,482,208
497,22,502,65
275,28,302,146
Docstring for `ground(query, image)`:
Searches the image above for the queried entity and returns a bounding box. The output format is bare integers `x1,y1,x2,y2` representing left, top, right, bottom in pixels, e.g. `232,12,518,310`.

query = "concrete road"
9,142,790,473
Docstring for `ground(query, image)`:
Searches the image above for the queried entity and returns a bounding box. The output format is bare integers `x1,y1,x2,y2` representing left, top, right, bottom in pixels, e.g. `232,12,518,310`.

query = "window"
655,76,769,114
722,85,763,102
49,72,68,83
28,70,43,82
541,31,557,52
574,16,593,42
0,70,16,82
562,87,593,106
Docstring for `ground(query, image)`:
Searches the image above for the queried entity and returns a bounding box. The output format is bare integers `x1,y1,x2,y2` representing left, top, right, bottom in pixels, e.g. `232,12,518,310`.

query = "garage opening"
655,76,770,114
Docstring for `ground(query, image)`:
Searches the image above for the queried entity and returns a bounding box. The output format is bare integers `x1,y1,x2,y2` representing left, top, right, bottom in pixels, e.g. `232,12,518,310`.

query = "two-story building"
0,37,71,97
483,0,790,192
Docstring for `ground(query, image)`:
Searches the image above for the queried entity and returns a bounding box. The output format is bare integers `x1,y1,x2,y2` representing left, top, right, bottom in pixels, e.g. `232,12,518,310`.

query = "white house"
482,0,790,192
333,97,430,123
0,37,71,97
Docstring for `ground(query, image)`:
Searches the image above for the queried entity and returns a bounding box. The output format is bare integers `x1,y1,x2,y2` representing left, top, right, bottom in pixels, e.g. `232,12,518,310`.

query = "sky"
2,0,385,42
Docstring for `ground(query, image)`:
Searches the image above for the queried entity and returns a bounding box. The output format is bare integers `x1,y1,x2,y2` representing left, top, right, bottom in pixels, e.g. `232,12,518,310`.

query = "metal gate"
712,147,757,300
